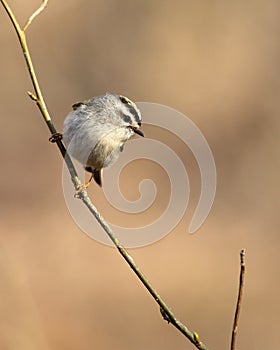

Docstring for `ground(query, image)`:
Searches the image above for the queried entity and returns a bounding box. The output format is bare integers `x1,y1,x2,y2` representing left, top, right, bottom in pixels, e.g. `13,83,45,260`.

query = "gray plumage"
63,93,144,186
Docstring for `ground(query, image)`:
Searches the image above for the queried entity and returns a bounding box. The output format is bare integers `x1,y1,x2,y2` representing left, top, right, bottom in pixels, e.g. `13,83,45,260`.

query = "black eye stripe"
119,95,141,124
126,104,141,124
123,114,132,124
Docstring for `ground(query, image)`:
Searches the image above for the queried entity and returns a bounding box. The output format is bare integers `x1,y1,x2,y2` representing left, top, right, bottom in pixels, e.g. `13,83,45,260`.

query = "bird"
63,93,144,187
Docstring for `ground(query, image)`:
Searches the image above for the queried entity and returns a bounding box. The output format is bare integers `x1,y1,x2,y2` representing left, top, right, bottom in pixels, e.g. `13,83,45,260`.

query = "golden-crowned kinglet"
63,93,144,186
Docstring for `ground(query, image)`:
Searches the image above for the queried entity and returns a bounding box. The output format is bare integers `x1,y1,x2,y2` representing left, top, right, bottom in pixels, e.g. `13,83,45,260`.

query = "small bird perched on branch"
63,93,144,187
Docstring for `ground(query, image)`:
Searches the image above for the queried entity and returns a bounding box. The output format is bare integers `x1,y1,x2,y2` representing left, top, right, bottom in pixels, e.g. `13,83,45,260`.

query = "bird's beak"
131,126,144,137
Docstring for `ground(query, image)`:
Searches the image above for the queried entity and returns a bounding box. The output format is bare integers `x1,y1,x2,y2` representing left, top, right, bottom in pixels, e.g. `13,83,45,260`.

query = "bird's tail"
93,168,103,187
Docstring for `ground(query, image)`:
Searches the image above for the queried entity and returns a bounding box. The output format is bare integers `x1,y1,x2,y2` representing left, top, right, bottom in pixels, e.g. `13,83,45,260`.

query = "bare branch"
79,191,209,349
23,0,49,32
230,249,246,350
0,2,214,349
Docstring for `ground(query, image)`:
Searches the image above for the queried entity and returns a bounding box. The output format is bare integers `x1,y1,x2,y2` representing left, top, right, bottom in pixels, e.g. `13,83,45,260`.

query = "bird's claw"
74,175,93,198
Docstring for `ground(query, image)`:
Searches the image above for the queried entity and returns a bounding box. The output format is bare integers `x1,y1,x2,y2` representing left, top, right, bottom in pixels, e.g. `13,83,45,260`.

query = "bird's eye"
123,114,132,124
120,96,132,105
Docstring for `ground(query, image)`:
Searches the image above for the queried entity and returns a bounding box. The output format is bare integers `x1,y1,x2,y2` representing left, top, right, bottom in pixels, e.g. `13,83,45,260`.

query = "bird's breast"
86,127,132,169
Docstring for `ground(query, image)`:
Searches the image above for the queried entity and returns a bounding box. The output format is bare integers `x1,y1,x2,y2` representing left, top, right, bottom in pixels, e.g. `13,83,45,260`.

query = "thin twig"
0,2,210,349
230,249,246,350
79,191,209,349
1,0,79,184
23,0,49,32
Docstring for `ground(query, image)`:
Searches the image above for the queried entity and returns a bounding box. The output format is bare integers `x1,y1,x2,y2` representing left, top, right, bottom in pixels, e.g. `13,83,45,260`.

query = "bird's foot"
74,175,93,198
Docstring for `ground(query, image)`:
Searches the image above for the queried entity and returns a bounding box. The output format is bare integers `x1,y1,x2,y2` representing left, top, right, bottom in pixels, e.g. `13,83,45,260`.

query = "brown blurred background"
0,1,279,349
